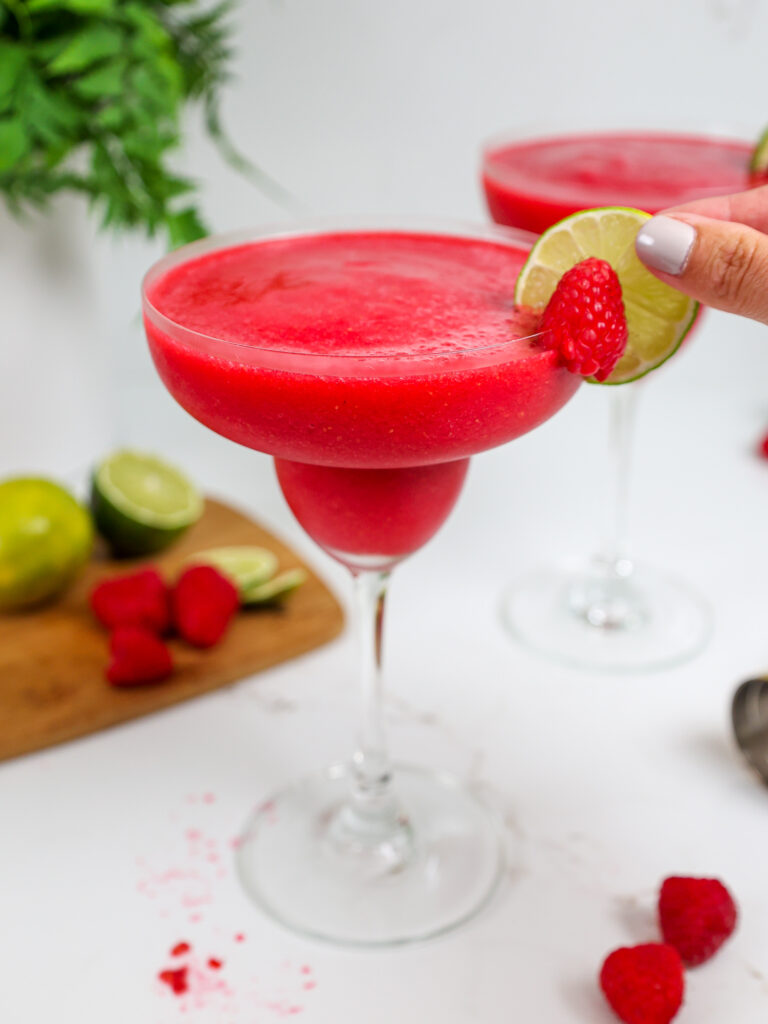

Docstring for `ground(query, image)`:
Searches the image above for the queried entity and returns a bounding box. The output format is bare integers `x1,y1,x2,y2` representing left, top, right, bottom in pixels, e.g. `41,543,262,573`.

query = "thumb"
635,212,768,326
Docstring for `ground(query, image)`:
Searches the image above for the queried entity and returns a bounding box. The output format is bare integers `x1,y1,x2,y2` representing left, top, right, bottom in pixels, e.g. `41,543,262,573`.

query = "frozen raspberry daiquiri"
480,131,754,672
142,222,580,946
482,130,754,232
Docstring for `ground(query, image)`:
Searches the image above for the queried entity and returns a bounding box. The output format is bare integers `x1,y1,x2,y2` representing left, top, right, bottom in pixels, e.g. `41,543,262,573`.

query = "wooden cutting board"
0,498,344,763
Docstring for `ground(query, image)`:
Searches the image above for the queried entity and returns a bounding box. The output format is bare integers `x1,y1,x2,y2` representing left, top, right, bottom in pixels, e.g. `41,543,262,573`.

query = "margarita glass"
481,128,754,671
141,220,580,946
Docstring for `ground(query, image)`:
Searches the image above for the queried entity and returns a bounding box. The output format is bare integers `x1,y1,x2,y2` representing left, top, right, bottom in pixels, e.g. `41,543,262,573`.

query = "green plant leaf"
24,79,82,144
122,127,169,162
166,206,207,248
95,104,126,131
72,59,127,100
48,25,125,75
28,0,116,12
123,3,172,49
0,118,30,172
0,45,28,108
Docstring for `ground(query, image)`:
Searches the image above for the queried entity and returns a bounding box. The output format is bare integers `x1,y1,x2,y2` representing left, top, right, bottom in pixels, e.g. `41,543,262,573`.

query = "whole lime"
0,478,93,611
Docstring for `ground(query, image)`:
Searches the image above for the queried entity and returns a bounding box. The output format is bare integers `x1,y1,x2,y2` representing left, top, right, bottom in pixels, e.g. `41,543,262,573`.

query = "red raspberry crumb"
540,257,628,382
600,944,684,1024
171,565,240,648
208,957,223,970
758,432,768,459
159,966,189,996
171,941,191,957
90,568,170,633
658,876,738,967
106,625,174,686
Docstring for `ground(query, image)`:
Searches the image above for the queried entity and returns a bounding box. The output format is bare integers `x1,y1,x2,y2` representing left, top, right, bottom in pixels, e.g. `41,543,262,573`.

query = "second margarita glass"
481,126,755,671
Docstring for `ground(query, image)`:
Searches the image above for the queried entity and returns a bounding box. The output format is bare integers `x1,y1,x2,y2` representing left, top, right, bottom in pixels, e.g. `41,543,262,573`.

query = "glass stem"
351,568,392,801
601,383,639,577
331,567,411,861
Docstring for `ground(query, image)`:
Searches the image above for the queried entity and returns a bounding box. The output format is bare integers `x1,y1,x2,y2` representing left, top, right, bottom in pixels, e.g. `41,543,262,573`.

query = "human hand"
634,184,768,326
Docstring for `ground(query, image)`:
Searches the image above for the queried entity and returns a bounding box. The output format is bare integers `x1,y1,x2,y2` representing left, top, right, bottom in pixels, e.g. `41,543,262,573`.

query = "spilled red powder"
264,1000,304,1016
142,799,319,1015
159,966,189,995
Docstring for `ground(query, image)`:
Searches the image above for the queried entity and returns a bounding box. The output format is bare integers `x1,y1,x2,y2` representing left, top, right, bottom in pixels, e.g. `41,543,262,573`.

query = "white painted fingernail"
635,215,696,276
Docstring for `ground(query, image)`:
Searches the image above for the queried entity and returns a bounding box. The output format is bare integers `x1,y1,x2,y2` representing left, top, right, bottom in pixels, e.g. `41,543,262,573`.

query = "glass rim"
480,123,756,171
141,216,544,372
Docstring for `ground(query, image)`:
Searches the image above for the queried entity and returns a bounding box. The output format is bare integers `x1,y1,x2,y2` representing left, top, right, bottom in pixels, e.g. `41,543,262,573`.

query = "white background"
2,1,768,1020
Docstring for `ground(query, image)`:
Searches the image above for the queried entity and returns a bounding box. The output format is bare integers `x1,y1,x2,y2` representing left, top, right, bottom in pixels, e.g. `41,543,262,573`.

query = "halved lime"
242,568,307,606
186,545,278,597
0,477,93,611
91,450,203,557
514,206,700,384
750,127,768,178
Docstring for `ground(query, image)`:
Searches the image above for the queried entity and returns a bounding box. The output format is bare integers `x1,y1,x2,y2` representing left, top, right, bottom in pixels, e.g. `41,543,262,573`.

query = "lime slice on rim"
750,126,768,178
185,546,279,596
242,568,307,606
514,206,700,384
91,450,203,557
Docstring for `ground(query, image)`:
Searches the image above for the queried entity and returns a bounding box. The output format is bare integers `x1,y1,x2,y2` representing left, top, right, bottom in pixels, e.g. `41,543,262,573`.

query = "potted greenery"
0,0,257,474
0,0,248,245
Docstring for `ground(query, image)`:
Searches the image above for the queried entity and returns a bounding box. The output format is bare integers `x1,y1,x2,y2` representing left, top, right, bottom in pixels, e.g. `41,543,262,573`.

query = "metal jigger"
732,678,768,784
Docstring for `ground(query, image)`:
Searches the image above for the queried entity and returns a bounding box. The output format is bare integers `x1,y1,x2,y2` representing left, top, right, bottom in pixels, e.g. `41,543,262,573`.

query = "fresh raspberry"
599,944,684,1024
107,625,174,686
171,565,240,648
540,257,628,382
658,876,738,967
90,568,170,634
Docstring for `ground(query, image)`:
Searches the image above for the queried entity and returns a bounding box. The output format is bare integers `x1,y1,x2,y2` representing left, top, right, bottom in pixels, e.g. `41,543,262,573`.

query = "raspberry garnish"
106,625,174,686
540,257,628,382
171,565,240,648
599,943,684,1024
658,876,738,967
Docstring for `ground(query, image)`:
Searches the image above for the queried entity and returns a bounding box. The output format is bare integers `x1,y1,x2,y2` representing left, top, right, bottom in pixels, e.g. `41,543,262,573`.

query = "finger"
635,212,768,325
659,183,768,235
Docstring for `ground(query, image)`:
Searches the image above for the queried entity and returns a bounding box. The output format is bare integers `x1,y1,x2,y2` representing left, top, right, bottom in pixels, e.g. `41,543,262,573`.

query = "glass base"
501,560,712,672
235,763,504,947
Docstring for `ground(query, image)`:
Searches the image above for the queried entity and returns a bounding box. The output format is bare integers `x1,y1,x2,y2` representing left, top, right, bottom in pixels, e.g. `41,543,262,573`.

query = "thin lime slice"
750,127,768,178
186,545,279,596
91,450,203,557
242,568,307,606
514,206,699,384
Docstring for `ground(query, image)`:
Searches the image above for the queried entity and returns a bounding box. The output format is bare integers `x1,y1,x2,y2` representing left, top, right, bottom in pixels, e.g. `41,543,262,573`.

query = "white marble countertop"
2,307,768,1023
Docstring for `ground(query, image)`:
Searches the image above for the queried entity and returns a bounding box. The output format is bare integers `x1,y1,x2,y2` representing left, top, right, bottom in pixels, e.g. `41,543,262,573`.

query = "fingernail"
635,215,696,276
